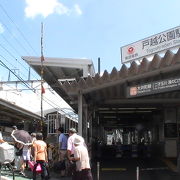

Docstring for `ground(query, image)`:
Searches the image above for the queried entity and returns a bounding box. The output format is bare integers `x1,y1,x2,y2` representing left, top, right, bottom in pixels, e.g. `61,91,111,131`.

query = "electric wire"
0,4,41,81
0,43,18,60
0,3,38,56
1,34,22,57
0,59,75,118
0,44,31,80
0,44,75,118
0,54,17,70
1,34,38,79
0,23,40,80
0,56,60,111
0,58,36,92
0,20,30,56
0,3,77,119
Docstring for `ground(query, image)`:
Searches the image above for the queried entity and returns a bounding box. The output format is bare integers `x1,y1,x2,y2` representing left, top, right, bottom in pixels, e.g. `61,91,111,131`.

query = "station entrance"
24,49,180,161
92,105,170,160
58,49,180,161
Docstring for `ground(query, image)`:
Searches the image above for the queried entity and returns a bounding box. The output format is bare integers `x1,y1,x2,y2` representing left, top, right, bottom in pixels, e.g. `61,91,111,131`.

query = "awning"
22,56,95,102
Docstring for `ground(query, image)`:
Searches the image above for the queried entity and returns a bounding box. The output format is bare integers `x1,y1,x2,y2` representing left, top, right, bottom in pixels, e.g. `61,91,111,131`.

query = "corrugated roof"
60,49,180,97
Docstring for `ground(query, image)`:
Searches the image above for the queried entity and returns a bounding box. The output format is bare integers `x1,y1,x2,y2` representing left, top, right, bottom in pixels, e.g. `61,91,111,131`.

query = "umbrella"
11,130,32,145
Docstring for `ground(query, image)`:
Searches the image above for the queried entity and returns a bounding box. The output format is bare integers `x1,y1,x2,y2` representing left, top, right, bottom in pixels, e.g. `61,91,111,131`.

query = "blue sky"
0,0,180,81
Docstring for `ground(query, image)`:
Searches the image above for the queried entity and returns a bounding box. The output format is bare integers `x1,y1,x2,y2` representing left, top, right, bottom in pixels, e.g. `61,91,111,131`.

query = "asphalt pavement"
92,157,180,180
1,158,180,180
0,169,72,180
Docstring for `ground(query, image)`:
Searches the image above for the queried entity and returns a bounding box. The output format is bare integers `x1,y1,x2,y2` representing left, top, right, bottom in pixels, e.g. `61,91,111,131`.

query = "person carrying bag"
32,133,49,180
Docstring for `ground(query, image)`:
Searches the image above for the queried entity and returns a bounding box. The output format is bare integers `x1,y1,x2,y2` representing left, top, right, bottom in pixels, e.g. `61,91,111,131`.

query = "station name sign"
121,26,180,64
127,77,180,98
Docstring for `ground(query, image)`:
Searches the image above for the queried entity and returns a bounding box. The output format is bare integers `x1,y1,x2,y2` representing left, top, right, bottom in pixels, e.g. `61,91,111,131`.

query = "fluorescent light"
103,116,117,118
136,111,152,113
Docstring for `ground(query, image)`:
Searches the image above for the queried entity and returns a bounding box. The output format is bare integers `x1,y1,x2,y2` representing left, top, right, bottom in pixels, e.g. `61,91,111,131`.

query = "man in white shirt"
67,128,85,159
67,128,77,159
67,128,85,180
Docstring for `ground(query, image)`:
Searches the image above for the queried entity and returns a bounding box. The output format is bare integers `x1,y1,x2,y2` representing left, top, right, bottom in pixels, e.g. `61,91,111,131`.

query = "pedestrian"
32,132,49,180
14,142,25,176
22,145,31,169
31,132,37,157
0,127,5,143
67,128,86,180
57,127,68,177
69,136,93,180
67,128,85,160
31,132,37,143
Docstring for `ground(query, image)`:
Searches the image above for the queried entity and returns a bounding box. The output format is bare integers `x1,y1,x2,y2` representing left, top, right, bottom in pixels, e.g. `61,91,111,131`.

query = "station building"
23,49,180,159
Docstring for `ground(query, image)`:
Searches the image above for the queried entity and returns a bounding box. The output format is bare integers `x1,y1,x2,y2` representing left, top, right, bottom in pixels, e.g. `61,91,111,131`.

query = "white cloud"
0,23,4,34
74,4,82,15
24,0,82,18
55,3,70,15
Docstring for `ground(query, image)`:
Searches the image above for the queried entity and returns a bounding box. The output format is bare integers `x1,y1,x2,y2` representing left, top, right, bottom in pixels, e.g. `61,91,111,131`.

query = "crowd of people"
0,126,93,180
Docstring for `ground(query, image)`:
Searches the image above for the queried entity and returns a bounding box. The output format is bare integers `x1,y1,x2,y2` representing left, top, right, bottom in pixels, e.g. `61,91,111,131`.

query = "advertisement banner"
121,26,180,64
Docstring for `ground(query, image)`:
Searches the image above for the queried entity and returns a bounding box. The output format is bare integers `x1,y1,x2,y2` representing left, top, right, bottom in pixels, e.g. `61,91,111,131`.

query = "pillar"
164,108,177,158
78,91,83,136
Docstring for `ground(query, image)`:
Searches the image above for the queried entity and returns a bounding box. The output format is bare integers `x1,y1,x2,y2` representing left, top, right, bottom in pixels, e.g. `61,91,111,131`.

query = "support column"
78,91,83,136
84,104,88,142
164,108,177,158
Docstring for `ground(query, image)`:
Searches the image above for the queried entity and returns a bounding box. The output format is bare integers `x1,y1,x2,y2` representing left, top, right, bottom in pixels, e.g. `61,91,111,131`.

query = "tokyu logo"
127,46,135,54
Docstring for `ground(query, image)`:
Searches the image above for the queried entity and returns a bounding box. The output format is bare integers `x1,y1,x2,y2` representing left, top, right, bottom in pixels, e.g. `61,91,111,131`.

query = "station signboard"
121,26,180,64
127,77,180,98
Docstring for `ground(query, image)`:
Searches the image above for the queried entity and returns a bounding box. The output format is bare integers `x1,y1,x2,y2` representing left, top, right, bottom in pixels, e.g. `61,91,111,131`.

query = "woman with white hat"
70,135,93,180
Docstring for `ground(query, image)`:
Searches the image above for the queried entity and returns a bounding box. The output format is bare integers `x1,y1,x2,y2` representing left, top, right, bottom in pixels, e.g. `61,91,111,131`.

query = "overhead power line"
0,4,76,117
0,3,38,56
1,34,22,57
0,4,41,81
0,20,31,56
0,58,71,115
0,58,37,92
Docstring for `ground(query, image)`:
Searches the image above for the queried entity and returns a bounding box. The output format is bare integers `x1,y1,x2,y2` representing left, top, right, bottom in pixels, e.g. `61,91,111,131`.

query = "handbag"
28,161,42,173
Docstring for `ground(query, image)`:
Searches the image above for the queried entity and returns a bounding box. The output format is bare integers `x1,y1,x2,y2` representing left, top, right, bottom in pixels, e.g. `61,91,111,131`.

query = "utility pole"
98,57,101,74
40,22,44,132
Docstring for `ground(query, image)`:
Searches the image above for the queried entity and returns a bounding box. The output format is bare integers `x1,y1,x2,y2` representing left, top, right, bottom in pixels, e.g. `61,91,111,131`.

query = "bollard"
97,162,100,180
136,166,139,180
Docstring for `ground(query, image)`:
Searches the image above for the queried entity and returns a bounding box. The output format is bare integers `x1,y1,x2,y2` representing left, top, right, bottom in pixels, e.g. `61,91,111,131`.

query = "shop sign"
121,26,180,64
127,77,180,98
